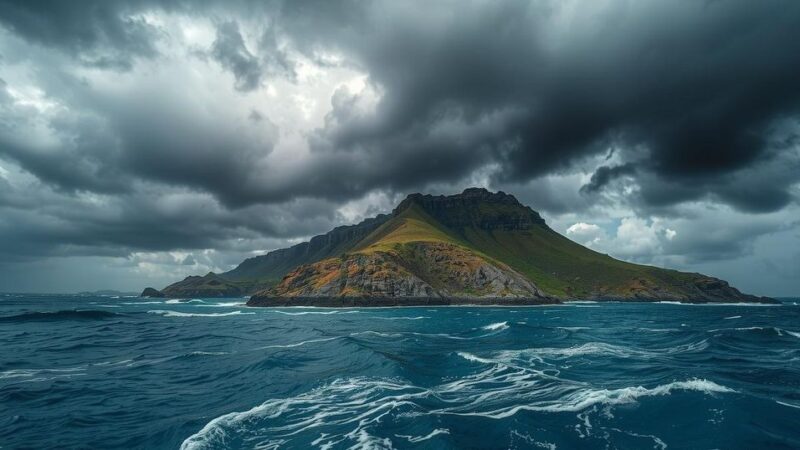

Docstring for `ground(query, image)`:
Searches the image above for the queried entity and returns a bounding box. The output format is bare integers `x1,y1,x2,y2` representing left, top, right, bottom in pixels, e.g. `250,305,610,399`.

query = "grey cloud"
580,163,637,195
0,0,799,295
281,0,800,212
0,0,161,69
210,21,263,91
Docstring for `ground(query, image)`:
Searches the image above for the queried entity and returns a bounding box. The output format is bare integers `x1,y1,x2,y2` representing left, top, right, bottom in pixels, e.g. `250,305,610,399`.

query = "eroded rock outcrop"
251,241,551,303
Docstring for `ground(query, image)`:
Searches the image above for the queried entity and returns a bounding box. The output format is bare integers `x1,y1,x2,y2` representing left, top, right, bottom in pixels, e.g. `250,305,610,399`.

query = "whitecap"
147,310,253,318
446,378,735,419
395,428,450,443
271,310,361,316
482,321,509,331
198,302,245,308
257,337,340,350
776,400,800,409
456,352,496,364
723,315,741,320
369,316,429,320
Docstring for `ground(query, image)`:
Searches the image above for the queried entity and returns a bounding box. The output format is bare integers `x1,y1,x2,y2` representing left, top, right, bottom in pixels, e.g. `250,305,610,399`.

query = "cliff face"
394,188,546,231
268,241,548,300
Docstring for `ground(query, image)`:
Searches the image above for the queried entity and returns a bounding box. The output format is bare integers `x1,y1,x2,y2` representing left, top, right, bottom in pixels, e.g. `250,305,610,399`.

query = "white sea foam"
165,299,186,304
776,400,800,409
271,310,361,316
0,366,85,380
181,368,734,449
198,302,245,308
708,326,797,337
257,337,340,350
395,428,450,443
456,352,497,364
482,321,509,331
445,378,735,419
369,316,429,320
122,301,163,305
147,310,253,318
724,315,742,320
466,340,709,363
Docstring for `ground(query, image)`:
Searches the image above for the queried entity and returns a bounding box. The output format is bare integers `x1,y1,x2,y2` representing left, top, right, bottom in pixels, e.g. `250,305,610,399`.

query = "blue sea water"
1,294,799,449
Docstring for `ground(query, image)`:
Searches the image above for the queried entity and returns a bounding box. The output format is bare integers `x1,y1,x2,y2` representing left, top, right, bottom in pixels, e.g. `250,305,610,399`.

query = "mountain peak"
394,187,546,231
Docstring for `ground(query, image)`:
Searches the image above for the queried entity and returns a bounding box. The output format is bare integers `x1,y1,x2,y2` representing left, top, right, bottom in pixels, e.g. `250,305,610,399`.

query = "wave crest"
0,310,121,322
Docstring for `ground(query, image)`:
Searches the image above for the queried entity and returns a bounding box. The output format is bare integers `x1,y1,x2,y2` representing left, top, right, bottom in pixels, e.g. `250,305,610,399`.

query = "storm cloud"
0,0,798,294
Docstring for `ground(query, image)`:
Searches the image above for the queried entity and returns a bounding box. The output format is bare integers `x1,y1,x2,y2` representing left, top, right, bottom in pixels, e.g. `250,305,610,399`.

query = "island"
143,188,775,306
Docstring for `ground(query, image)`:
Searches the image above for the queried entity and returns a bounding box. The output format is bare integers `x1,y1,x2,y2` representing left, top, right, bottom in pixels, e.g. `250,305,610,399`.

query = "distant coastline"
244,295,777,307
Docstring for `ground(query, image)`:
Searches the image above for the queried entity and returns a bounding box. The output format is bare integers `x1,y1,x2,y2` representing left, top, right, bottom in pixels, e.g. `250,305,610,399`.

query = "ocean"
1,294,799,449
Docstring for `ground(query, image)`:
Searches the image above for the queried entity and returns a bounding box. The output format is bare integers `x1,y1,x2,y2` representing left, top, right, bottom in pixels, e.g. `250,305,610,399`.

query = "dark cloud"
581,163,637,195
0,0,160,69
281,0,800,212
0,0,799,294
210,21,263,91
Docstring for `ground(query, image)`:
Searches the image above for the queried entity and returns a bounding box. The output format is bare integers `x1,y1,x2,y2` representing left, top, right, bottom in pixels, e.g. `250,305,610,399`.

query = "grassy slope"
353,204,464,253
348,202,700,299
459,226,698,298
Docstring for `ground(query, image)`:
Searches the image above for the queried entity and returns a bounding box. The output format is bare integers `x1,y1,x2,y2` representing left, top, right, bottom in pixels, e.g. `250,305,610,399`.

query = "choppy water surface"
1,294,799,449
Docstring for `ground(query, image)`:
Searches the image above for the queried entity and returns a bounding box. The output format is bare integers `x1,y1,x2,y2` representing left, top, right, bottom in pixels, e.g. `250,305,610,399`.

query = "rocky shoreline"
244,295,778,307
245,296,562,307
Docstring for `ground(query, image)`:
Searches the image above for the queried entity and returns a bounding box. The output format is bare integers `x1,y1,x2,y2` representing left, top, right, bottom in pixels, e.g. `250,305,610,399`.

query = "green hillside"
148,188,770,304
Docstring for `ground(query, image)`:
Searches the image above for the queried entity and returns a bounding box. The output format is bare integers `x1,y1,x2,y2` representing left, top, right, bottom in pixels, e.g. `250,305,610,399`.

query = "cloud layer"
0,0,798,294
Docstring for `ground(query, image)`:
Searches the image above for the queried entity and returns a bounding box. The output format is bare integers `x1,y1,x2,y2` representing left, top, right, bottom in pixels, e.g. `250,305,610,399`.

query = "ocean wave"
198,302,245,308
708,326,800,337
0,366,85,380
456,352,497,364
369,316,430,320
395,428,450,443
482,321,509,331
180,369,734,449
440,378,735,419
659,301,779,307
257,337,341,350
271,310,362,316
724,315,742,320
147,310,254,318
0,310,121,322
485,340,709,361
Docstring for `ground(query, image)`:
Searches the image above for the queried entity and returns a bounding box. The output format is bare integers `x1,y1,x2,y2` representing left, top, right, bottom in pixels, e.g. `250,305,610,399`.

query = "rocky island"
143,188,774,306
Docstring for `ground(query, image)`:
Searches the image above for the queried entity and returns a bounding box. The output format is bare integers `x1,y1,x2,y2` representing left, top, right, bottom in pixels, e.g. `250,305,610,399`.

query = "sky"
0,0,798,296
